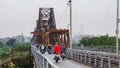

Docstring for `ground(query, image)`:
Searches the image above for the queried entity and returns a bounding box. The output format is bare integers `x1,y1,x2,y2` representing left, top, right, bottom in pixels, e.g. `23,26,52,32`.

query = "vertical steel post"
100,55,103,68
89,52,91,65
80,52,83,62
108,55,111,68
95,52,97,67
116,0,119,54
85,52,87,63
119,55,120,68
69,0,72,49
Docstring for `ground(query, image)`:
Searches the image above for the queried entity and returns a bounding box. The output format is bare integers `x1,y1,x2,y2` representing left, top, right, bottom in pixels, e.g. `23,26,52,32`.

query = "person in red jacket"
53,42,61,54
53,42,61,63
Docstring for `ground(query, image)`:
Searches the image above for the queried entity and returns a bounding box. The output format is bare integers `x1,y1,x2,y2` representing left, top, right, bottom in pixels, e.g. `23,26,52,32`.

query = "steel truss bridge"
31,8,120,68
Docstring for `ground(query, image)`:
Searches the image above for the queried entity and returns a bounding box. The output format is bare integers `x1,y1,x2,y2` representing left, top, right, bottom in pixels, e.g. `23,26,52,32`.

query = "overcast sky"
0,0,118,38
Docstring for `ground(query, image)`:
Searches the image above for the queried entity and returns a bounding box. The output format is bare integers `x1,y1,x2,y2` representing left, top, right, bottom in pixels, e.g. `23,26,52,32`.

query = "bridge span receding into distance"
31,45,91,68
31,8,120,68
31,45,120,68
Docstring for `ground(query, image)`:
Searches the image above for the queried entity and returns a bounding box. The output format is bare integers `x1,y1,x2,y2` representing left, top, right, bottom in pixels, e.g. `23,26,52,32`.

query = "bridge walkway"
32,46,91,68
43,52,91,68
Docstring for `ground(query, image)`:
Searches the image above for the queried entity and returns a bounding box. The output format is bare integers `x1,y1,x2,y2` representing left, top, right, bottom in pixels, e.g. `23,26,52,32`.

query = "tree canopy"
0,41,5,47
6,38,16,47
79,35,117,46
14,43,30,51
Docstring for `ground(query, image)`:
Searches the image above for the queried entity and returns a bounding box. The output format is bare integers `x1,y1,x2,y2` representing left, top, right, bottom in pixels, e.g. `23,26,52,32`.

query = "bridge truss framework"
31,8,70,47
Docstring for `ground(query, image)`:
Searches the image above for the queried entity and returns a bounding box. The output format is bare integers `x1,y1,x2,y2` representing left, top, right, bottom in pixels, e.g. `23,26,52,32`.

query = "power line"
57,6,69,26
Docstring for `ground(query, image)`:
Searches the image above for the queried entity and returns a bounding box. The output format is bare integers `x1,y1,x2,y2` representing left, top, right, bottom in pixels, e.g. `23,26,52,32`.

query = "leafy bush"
13,59,33,68
14,43,30,51
79,35,116,46
0,41,5,48
0,47,10,56
6,38,16,47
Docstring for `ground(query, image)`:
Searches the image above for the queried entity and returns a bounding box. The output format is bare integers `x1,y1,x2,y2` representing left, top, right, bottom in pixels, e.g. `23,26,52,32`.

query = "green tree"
6,38,16,47
0,41,5,48
14,43,30,51
79,35,116,46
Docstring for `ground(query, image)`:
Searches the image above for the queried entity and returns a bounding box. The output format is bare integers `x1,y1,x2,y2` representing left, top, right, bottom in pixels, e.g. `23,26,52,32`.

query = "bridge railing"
72,45,118,53
66,48,120,68
31,45,59,68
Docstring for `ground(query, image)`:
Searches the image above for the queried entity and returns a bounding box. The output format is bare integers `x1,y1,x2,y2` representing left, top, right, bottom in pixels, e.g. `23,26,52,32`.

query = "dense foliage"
0,41,6,48
14,43,30,51
13,60,33,68
0,41,10,56
0,59,33,68
0,40,29,55
6,38,16,47
0,42,33,68
79,35,118,46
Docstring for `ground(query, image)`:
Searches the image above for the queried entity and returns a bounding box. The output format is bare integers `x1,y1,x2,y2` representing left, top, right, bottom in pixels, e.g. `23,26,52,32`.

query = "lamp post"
116,0,119,54
68,0,72,49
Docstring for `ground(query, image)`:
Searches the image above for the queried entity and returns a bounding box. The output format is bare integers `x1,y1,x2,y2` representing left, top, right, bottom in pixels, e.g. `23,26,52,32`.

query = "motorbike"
47,50,52,54
40,49,45,54
54,54,60,63
61,53,66,60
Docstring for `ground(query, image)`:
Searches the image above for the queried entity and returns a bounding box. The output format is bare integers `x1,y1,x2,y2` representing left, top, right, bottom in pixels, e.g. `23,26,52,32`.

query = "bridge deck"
45,53,91,68
34,47,91,68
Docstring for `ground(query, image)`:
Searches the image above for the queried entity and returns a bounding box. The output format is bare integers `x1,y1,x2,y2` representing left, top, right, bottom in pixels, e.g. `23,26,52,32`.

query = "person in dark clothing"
40,44,46,54
47,44,52,54
54,53,60,63
61,43,67,55
36,44,39,50
60,43,67,60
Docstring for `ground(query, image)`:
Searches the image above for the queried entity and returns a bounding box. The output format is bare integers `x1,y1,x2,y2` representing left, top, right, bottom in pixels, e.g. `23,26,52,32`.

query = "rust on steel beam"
31,8,70,48
42,29,70,46
31,32,43,35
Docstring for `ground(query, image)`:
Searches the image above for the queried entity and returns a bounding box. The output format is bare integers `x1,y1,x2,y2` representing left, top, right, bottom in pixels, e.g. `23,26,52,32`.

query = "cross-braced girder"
31,8,70,48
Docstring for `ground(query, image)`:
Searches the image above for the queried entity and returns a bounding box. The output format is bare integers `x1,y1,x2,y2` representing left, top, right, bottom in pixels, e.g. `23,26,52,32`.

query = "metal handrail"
66,48,120,68
31,46,59,68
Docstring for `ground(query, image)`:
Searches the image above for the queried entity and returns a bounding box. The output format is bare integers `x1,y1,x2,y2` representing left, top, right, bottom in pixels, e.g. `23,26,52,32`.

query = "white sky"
0,0,118,38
